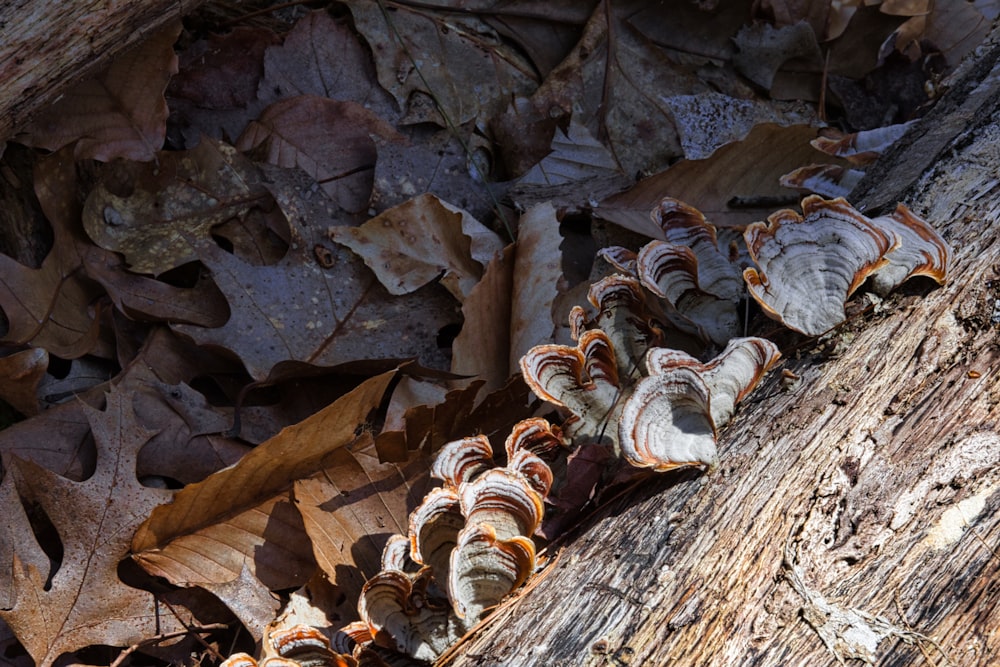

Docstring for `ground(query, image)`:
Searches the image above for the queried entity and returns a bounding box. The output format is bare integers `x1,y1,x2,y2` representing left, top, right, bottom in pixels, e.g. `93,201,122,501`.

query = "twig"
109,623,230,667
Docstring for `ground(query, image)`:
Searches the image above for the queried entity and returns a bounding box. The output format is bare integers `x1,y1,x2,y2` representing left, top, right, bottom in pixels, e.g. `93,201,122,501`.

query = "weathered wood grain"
0,0,204,142
444,26,1000,667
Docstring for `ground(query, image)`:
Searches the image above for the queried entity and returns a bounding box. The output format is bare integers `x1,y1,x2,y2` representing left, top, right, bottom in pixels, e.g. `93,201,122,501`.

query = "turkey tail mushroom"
742,196,896,336
868,204,950,296
620,337,780,472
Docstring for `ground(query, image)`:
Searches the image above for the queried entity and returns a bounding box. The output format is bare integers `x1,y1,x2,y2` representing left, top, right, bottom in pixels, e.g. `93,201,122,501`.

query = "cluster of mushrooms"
224,195,950,664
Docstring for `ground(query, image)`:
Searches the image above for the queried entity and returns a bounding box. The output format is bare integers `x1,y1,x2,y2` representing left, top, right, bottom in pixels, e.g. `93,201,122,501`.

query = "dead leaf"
342,0,537,126
329,193,504,302
511,120,630,210
0,348,47,417
131,372,395,605
237,95,401,213
82,245,230,327
596,124,842,232
0,149,104,357
167,26,281,147
81,139,276,276
0,392,98,481
0,389,182,666
130,369,251,485
451,245,514,392
509,203,564,370
294,434,438,622
376,376,486,461
173,168,459,381
371,129,507,225
731,21,823,93
14,23,181,162
257,10,398,122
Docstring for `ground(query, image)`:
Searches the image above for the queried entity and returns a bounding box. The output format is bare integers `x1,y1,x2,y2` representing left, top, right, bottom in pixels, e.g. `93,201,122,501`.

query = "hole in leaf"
18,494,63,590
436,322,461,349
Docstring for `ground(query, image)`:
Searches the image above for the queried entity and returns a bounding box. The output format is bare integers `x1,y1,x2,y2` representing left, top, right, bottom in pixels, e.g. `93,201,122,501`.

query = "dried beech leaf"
14,23,180,162
131,372,394,592
0,348,47,416
293,434,437,621
0,389,182,665
596,124,841,232
509,203,564,372
329,193,504,301
237,95,402,213
452,245,515,393
743,196,896,336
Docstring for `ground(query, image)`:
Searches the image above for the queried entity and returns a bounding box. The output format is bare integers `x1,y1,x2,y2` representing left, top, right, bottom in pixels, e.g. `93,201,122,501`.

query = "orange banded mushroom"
743,196,896,336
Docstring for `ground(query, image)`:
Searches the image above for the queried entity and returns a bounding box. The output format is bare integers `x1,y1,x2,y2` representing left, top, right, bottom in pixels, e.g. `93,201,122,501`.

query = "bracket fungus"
597,198,743,346
430,434,495,488
742,196,896,336
448,523,535,621
519,329,623,446
618,337,779,471
652,197,744,304
635,240,740,346
587,274,664,377
358,568,462,661
868,204,950,296
354,420,552,661
221,624,356,667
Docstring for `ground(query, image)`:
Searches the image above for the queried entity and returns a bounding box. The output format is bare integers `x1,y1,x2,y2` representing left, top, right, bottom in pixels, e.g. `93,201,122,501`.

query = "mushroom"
266,625,356,667
504,417,566,462
587,274,663,377
447,523,535,622
430,435,494,488
459,468,544,541
357,568,462,662
219,625,358,667
408,487,464,583
645,337,781,427
651,197,744,303
868,204,950,296
619,337,780,472
619,364,716,472
743,196,896,336
596,246,637,274
519,328,623,447
379,534,418,573
636,241,740,346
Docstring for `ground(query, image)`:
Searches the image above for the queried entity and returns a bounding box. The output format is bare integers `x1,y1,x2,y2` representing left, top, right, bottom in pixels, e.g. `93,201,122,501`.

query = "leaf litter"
0,0,992,664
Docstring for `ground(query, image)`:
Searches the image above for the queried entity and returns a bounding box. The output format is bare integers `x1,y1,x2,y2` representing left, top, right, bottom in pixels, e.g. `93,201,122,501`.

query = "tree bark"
0,0,203,143
444,27,1000,667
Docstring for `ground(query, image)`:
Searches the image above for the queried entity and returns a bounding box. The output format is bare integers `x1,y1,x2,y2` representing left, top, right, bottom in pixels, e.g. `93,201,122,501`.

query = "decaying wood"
444,29,1000,667
0,0,204,143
